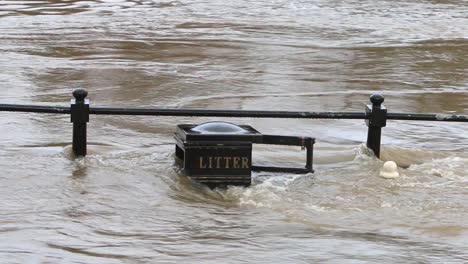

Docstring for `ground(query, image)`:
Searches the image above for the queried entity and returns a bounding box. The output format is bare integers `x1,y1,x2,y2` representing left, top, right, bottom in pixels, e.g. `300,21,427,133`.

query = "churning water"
0,0,467,263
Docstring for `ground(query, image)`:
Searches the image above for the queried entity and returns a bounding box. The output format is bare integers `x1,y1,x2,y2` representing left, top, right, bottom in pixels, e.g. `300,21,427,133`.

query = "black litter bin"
175,122,314,187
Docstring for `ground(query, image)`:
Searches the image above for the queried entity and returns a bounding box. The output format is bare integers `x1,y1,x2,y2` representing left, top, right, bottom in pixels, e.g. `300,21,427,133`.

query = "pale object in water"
379,161,400,179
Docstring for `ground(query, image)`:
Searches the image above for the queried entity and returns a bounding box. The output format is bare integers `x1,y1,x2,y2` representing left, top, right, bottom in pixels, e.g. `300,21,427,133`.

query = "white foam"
407,156,467,181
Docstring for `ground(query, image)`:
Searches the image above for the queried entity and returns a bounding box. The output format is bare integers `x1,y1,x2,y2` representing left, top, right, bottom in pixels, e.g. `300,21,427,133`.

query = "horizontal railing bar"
0,104,70,114
90,107,367,119
388,113,467,122
1,104,467,122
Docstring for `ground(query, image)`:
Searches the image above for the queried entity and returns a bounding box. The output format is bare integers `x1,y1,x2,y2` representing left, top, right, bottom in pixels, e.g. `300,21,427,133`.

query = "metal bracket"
252,135,314,173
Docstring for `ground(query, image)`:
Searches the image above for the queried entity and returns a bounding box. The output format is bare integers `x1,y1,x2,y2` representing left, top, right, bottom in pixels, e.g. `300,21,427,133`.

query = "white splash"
407,156,467,181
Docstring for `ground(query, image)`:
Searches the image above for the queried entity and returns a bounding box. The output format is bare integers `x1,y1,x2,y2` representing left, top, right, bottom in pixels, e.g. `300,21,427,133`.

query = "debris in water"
379,161,400,179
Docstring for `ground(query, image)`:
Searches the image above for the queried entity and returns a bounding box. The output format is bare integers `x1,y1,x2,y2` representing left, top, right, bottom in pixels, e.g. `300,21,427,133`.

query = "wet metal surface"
0,0,467,263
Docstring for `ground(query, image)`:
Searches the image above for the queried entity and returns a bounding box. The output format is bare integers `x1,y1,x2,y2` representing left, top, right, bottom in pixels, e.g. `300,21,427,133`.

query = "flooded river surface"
0,0,467,263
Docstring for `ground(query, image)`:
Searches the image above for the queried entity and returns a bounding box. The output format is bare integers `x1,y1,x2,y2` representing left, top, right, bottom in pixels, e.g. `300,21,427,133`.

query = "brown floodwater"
0,0,467,263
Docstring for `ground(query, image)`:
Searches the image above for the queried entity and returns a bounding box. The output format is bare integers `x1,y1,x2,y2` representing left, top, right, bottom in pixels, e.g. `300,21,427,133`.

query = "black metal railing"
1,89,466,158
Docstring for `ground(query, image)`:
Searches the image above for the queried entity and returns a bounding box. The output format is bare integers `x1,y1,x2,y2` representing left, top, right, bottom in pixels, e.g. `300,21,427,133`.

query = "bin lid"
175,122,262,142
190,122,250,134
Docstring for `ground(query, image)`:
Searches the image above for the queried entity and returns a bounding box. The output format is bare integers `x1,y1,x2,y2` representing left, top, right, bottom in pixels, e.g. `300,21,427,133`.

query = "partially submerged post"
71,89,89,157
365,94,387,158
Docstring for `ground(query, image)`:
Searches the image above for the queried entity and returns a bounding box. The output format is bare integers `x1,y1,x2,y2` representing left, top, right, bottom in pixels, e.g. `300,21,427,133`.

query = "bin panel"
184,145,252,177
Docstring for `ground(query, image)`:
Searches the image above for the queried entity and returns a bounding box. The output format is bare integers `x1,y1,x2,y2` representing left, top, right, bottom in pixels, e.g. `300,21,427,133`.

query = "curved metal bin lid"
190,122,250,134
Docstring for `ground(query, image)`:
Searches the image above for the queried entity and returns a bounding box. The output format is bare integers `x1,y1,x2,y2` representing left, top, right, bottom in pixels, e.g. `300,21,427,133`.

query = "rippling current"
0,1,467,263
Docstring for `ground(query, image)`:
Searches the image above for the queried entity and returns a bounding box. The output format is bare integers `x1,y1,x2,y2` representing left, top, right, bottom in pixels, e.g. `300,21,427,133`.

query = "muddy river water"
0,0,467,263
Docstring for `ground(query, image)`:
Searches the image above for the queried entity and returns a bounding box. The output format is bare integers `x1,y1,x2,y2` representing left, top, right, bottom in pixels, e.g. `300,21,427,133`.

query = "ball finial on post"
73,88,88,102
370,94,384,107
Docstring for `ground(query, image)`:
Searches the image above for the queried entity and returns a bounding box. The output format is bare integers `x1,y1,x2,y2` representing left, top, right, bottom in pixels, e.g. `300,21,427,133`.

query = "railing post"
71,89,89,157
365,94,387,158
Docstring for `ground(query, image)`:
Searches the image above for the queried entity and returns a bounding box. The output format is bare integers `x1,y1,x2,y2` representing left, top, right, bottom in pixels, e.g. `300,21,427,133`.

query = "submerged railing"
0,88,466,158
